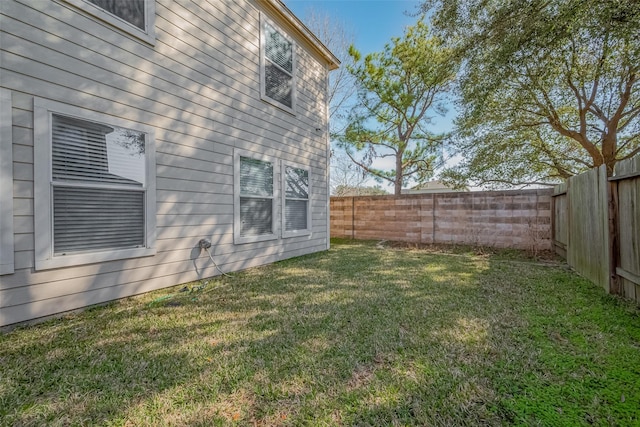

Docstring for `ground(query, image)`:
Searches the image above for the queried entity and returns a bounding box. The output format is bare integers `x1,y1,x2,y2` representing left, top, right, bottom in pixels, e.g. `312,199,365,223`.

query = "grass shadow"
1,239,639,426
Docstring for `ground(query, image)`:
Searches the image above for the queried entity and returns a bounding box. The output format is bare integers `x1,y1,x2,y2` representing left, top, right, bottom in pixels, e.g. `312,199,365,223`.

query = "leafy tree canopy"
337,20,456,194
421,0,640,187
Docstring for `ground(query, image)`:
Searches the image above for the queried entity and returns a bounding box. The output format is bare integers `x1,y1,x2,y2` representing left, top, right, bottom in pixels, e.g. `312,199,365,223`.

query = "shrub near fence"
330,189,553,252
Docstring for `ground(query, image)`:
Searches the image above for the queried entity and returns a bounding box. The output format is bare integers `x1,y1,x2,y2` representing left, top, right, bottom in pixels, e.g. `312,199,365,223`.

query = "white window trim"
260,13,297,115
0,89,14,275
63,0,156,45
234,149,279,245
33,98,156,271
281,160,312,238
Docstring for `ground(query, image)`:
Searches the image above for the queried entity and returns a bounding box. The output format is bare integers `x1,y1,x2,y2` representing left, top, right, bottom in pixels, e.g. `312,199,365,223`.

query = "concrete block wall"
330,189,553,251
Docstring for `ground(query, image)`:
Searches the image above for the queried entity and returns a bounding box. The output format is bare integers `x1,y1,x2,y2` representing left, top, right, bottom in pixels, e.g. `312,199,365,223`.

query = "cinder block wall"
330,189,553,251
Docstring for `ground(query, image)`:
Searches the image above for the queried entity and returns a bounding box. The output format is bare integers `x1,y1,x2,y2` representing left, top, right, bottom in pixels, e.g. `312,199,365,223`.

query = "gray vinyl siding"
0,0,331,326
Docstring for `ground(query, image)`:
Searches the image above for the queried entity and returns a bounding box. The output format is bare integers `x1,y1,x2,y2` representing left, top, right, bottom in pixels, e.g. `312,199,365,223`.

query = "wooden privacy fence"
552,155,640,304
331,189,553,251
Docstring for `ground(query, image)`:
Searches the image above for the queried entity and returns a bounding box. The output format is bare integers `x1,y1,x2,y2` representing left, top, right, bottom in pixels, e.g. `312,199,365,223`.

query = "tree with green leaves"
421,0,640,187
337,20,455,195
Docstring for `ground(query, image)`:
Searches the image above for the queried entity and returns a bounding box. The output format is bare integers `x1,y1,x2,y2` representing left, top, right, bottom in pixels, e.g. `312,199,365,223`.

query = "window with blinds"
51,114,147,255
87,0,146,30
283,164,311,236
34,99,156,270
262,17,295,111
63,0,155,45
239,156,274,237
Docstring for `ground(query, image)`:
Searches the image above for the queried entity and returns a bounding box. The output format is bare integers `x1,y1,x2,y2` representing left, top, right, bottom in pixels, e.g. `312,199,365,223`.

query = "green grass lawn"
1,239,639,426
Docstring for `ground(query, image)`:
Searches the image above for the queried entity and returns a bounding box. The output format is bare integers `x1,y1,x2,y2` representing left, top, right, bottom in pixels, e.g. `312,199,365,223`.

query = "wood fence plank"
565,165,610,291
553,155,639,304
615,156,640,303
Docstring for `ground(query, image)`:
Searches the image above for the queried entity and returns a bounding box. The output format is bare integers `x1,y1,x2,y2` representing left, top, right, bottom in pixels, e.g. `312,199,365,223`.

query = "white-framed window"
234,150,279,244
260,14,296,114
282,161,311,238
0,89,14,275
33,98,156,270
63,0,156,45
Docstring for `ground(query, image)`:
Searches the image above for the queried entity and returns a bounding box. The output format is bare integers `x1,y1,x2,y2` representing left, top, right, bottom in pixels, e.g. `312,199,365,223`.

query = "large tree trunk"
602,132,617,177
394,156,403,195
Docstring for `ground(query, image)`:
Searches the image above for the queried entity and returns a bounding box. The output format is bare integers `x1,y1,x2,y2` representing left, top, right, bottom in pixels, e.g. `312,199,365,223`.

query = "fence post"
608,178,620,295
551,190,556,251
598,165,612,294
351,196,355,240
432,194,437,244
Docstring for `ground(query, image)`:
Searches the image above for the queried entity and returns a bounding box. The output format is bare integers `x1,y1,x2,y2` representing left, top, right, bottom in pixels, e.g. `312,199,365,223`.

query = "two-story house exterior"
0,0,339,326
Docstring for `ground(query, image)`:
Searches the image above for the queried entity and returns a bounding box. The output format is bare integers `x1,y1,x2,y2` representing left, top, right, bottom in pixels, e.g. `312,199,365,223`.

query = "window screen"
263,21,294,108
284,166,309,232
53,187,144,253
87,0,146,30
240,156,274,236
51,114,147,254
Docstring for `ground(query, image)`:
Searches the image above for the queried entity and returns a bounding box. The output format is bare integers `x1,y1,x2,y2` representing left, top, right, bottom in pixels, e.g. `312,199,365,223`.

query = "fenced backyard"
330,189,552,253
330,157,639,305
2,240,639,426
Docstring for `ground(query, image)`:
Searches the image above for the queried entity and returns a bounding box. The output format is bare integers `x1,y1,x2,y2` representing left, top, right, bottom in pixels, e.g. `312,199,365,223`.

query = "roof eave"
261,0,341,70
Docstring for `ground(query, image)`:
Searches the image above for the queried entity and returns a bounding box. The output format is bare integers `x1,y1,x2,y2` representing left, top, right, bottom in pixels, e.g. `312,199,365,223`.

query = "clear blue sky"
284,0,423,56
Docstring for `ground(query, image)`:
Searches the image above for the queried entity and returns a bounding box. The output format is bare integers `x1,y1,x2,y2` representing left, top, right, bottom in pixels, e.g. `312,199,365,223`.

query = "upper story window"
34,99,156,270
87,0,145,29
261,15,296,113
64,0,156,44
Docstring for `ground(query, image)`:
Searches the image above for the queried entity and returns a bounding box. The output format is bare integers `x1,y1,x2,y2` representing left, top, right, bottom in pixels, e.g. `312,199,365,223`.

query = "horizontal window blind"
88,0,146,29
50,113,148,255
284,166,309,232
265,65,293,108
53,187,144,254
239,156,274,237
285,167,308,198
265,23,293,72
240,157,273,197
264,21,293,108
52,115,145,187
240,198,273,236
285,199,308,232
